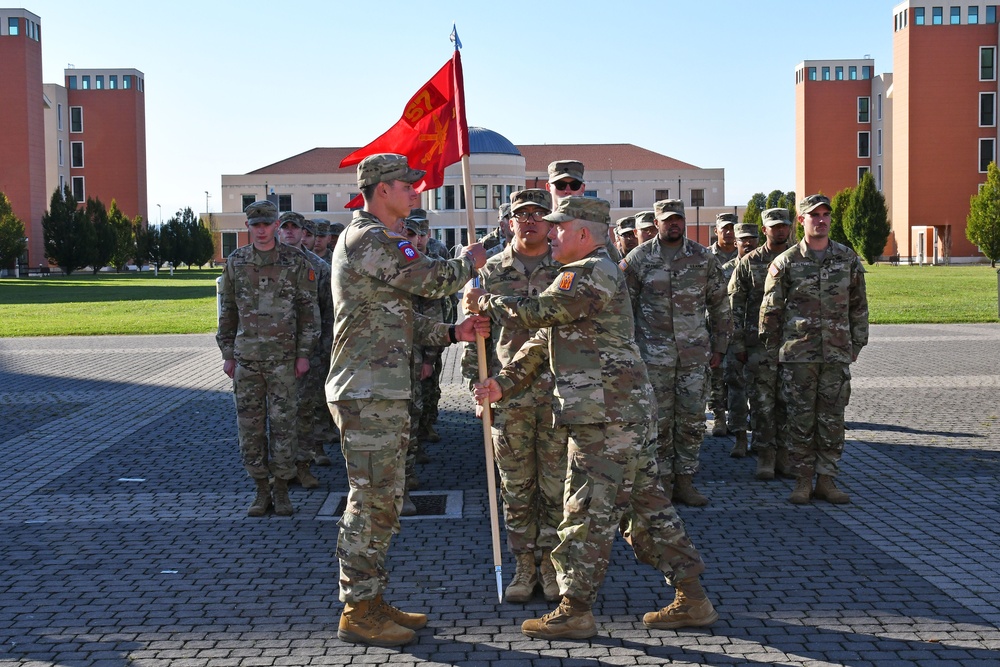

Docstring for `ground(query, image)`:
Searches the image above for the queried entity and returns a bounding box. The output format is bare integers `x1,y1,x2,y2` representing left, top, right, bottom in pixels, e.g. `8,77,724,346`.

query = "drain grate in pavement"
317,490,463,521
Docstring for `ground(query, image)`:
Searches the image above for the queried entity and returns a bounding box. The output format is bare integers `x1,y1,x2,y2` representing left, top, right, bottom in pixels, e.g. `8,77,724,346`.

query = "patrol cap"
498,203,512,222
407,208,428,221
510,188,552,214
245,200,279,225
762,207,792,227
357,153,425,188
278,211,305,228
634,211,656,229
403,217,427,235
654,199,686,221
798,193,832,214
715,212,738,229
301,218,317,235
547,159,585,183
616,215,636,231
329,221,346,236
543,196,610,226
314,220,330,236
735,223,758,238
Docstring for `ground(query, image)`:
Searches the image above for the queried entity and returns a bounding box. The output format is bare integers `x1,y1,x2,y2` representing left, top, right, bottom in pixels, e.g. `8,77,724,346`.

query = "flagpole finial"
450,23,462,50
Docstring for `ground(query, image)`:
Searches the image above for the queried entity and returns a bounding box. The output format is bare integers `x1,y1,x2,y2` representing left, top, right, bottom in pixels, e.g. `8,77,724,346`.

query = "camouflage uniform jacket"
759,239,869,364
710,242,738,266
721,256,739,285
300,247,333,361
622,237,731,368
461,245,562,409
481,249,655,425
727,244,785,355
326,210,476,401
217,243,320,362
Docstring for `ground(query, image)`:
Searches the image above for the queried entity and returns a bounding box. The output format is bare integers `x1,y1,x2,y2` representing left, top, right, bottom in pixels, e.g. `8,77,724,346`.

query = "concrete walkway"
0,324,999,666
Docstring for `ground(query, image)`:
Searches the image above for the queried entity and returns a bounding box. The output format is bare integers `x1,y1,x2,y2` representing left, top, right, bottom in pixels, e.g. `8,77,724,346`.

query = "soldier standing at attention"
633,211,658,245
760,194,869,504
461,188,566,604
328,221,345,251
622,199,731,506
708,213,739,437
545,159,622,262
469,197,716,640
729,208,794,480
615,215,638,257
217,200,319,517
326,153,488,647
719,223,758,458
312,220,333,263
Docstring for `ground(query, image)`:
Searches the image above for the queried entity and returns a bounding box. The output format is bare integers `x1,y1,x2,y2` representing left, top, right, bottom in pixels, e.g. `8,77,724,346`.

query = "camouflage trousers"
724,348,749,431
647,363,709,478
552,420,705,606
745,345,787,452
491,404,567,555
780,362,852,477
233,359,298,481
418,355,443,433
405,362,424,484
295,354,334,462
708,361,726,417
329,398,410,603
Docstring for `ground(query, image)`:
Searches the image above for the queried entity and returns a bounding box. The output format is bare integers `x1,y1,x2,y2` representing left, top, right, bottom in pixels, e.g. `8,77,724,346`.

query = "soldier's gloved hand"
463,287,486,314
223,359,236,378
294,357,310,379
463,243,488,270
455,315,491,341
473,377,502,405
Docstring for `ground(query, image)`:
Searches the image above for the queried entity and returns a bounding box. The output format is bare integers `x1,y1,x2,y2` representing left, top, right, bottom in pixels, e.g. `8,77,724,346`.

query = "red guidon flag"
341,49,469,209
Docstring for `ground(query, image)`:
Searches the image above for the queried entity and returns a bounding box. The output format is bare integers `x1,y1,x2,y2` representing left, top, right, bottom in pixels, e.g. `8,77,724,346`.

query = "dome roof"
469,127,520,156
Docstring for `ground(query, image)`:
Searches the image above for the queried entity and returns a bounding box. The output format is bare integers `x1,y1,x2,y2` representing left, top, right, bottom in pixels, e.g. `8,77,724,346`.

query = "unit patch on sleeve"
308,269,316,282
768,263,780,278
397,240,419,262
558,271,576,291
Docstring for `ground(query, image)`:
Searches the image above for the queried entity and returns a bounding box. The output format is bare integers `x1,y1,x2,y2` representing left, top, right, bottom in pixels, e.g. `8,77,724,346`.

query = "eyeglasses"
552,180,583,191
513,211,548,222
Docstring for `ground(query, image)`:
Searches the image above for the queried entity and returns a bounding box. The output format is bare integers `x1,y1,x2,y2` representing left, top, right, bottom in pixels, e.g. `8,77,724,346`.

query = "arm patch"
558,271,576,291
308,268,315,282
397,240,419,262
768,263,780,278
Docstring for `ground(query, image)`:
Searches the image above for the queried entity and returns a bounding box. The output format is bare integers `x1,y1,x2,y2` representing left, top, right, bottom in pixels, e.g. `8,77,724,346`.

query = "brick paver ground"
1,324,998,666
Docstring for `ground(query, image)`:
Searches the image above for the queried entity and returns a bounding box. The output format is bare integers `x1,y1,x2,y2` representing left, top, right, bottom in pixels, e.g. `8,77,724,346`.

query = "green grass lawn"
0,263,997,336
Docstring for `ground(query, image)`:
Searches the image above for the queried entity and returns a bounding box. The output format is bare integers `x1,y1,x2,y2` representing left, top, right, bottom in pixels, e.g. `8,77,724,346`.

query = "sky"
26,0,899,222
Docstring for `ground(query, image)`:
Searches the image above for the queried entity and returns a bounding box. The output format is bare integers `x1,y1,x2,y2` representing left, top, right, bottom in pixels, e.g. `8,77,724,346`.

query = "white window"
70,107,83,133
981,92,996,126
982,47,996,81
70,141,84,168
858,132,871,158
980,138,995,172
72,176,85,201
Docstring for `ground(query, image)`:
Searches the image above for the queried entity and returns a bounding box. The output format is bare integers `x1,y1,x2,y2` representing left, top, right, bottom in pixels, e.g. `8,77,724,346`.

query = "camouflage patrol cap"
735,223,758,238
329,221,346,236
313,219,330,236
278,211,305,228
403,217,428,235
498,203,511,221
634,211,656,229
407,208,428,222
798,194,832,214
357,153,426,188
654,199,686,222
762,207,792,227
715,212,738,229
543,196,610,226
547,160,585,183
510,188,552,214
301,218,317,235
245,200,279,225
616,215,636,231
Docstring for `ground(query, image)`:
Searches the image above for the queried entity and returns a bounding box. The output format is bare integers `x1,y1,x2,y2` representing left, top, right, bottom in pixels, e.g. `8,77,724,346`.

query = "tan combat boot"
788,472,813,505
405,472,420,491
755,448,776,480
711,411,728,437
338,598,415,647
422,424,441,443
539,550,560,602
505,552,538,603
730,431,748,458
374,594,427,630
643,577,718,630
247,477,271,517
272,477,293,516
521,596,596,640
814,475,850,504
775,447,795,479
313,444,332,467
673,474,709,507
296,461,319,489
401,491,417,516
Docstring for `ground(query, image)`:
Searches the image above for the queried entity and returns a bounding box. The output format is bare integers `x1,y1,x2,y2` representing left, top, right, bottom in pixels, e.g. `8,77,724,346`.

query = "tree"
107,200,136,272
135,221,161,270
745,192,764,237
844,171,891,264
967,161,1000,267
86,197,112,274
42,185,94,275
765,189,784,209
188,216,215,268
0,192,28,272
776,194,799,242
829,187,855,250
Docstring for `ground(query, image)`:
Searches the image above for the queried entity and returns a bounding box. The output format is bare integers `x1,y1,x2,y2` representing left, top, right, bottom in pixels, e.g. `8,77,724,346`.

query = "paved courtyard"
1,324,999,666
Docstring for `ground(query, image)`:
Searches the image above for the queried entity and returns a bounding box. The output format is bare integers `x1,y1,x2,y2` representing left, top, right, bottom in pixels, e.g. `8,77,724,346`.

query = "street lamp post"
205,191,211,214
156,204,161,225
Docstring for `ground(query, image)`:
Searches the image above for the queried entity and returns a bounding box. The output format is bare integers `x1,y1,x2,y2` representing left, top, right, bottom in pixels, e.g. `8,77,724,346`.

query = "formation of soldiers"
216,152,869,648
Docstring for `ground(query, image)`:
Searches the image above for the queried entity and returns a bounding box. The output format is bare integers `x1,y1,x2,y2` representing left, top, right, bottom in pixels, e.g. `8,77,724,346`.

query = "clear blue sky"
27,0,897,221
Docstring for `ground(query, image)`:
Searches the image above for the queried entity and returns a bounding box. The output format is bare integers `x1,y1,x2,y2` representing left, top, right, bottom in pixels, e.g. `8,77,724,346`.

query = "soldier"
460,188,566,604
312,219,332,262
760,194,869,504
326,153,488,647
730,208,794,479
329,221,345,250
217,200,319,518
634,210,657,245
468,197,716,640
719,223,758,458
622,199,731,506
708,212,739,436
615,215,638,256
482,204,512,258
545,159,622,261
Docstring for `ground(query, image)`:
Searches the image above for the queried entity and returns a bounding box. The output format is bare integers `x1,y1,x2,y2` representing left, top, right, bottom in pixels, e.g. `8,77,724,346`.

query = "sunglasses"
552,179,583,191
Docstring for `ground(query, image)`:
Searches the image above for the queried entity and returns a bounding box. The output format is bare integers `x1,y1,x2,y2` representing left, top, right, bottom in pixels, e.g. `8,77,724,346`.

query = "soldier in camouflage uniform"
418,210,455,440
312,219,332,263
469,197,716,640
622,199,731,507
719,223,758,458
708,213,739,436
481,204,511,258
760,194,869,505
460,188,567,604
615,215,638,257
634,211,657,245
729,208,794,480
329,221,345,251
326,153,488,648
217,200,320,518
545,159,622,262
